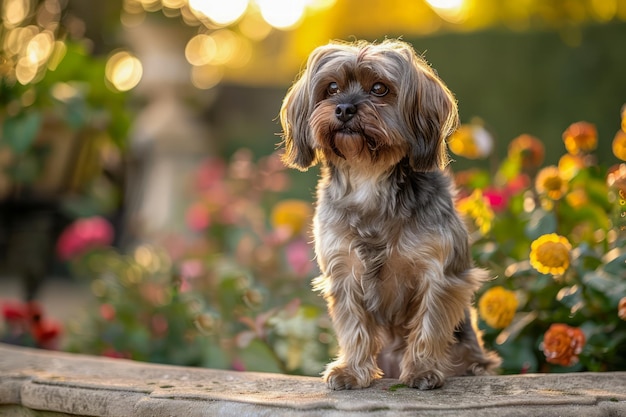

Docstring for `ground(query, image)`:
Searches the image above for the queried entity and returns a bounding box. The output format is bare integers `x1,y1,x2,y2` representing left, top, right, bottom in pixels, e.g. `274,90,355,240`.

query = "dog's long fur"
279,39,500,390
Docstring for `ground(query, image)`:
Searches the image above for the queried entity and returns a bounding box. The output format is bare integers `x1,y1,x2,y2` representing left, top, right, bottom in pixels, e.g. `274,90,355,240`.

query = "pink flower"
179,259,204,292
56,216,114,260
185,203,211,231
285,239,313,277
195,158,226,191
483,187,508,212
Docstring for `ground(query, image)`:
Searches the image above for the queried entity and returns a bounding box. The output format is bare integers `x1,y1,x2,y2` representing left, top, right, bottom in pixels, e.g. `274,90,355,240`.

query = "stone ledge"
1,343,625,417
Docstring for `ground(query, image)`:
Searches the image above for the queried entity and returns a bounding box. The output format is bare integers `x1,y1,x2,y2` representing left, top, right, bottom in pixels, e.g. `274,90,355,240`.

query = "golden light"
105,51,143,92
208,29,239,65
185,34,217,66
26,31,54,66
3,0,31,28
16,56,38,84
425,0,468,23
239,11,272,41
189,0,249,25
256,0,307,29
190,64,223,89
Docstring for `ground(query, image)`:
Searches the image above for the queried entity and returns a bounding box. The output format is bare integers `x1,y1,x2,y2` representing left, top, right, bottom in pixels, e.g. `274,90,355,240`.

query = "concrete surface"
1,343,625,416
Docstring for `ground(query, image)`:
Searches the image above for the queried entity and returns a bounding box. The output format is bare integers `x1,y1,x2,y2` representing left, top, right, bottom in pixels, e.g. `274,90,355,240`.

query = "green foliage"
64,153,335,375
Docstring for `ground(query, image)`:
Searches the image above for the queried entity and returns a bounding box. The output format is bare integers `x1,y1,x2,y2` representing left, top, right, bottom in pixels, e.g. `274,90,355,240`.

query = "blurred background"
1,0,625,374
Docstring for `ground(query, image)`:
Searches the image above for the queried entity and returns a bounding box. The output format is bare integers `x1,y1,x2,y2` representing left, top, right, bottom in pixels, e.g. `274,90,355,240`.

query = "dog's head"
279,39,459,172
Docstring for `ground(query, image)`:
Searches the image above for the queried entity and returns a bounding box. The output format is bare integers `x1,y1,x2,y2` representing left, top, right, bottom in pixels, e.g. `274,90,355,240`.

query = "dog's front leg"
321,281,383,390
399,270,468,390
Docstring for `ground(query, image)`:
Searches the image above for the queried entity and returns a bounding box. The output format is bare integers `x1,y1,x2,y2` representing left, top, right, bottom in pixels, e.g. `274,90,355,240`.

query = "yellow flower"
535,166,568,200
448,124,493,159
456,189,494,234
562,121,598,155
271,199,313,236
558,154,585,181
478,286,518,329
530,233,572,276
613,130,626,162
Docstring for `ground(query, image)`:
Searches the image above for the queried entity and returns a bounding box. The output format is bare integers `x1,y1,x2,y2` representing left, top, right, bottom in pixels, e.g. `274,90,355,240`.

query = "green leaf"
2,111,42,154
524,209,557,240
604,253,626,276
238,339,283,373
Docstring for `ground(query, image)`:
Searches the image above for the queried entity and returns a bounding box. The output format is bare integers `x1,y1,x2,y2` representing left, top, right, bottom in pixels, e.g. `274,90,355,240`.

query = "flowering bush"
63,150,334,375
454,107,626,373
1,300,62,349
60,107,626,377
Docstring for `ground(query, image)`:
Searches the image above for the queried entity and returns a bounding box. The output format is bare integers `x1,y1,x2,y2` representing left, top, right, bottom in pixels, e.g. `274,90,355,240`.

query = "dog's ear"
279,47,328,171
395,42,459,172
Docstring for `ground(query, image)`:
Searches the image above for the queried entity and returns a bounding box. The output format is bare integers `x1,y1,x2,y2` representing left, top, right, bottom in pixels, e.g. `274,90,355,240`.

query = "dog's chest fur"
313,161,468,323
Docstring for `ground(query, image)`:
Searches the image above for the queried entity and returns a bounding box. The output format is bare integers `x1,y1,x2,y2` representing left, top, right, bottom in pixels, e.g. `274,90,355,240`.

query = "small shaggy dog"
279,39,499,390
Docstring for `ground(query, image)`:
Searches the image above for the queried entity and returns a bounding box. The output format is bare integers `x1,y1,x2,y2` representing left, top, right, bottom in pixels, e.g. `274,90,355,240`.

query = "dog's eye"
327,82,339,96
370,82,389,97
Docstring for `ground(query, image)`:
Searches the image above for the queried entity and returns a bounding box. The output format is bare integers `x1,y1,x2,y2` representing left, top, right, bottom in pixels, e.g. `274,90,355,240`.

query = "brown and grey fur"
279,39,500,391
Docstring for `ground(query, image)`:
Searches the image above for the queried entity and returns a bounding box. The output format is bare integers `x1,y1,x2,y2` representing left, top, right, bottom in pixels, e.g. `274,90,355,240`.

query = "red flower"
57,216,114,260
99,304,116,321
31,318,62,349
2,300,28,322
542,323,586,367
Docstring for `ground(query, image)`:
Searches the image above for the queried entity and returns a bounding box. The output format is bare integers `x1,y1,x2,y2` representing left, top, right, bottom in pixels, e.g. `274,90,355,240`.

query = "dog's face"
280,40,459,172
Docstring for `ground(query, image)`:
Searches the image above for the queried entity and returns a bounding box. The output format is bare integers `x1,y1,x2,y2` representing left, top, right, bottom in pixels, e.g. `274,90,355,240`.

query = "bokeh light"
426,0,468,23
257,0,307,29
105,51,143,92
189,0,249,25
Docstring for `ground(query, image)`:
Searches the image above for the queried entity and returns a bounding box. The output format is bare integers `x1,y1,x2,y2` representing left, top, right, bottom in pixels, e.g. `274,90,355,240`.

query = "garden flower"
478,286,518,329
618,297,626,321
185,202,211,231
612,130,626,162
562,121,597,155
448,123,493,159
285,239,314,277
541,323,585,367
535,166,568,200
456,189,494,234
529,233,572,276
56,216,114,261
271,199,312,236
558,154,585,181
508,134,545,169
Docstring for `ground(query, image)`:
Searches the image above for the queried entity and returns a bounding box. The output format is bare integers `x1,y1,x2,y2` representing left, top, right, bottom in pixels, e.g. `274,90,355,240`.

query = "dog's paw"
323,365,373,390
400,370,445,390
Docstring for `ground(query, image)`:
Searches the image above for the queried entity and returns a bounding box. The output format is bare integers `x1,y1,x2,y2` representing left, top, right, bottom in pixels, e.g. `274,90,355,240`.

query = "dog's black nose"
335,103,357,122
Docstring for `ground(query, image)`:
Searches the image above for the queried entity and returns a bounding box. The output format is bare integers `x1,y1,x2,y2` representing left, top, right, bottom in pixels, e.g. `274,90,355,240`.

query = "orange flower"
478,286,518,329
508,134,545,169
530,233,572,276
562,121,597,155
613,130,626,162
619,297,626,321
535,166,568,200
542,323,585,367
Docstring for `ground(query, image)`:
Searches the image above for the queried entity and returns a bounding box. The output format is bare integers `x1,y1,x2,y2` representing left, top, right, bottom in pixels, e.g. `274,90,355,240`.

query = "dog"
279,39,500,390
